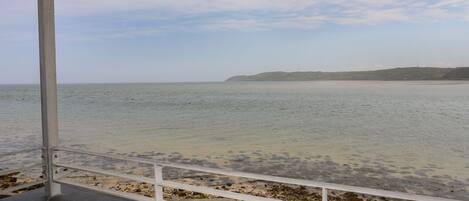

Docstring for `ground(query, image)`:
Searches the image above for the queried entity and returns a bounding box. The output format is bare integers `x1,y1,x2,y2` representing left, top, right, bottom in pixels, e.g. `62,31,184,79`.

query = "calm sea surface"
1,81,469,199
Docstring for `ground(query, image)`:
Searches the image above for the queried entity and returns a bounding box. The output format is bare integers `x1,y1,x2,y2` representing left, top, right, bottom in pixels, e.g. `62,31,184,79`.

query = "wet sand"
1,144,468,200
58,172,390,201
51,146,468,200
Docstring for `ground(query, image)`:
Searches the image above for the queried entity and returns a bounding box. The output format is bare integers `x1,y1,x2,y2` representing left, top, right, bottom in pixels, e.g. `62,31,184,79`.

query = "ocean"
1,81,468,199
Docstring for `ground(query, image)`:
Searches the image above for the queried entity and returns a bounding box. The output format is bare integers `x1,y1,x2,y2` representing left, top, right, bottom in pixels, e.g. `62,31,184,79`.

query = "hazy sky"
1,0,469,83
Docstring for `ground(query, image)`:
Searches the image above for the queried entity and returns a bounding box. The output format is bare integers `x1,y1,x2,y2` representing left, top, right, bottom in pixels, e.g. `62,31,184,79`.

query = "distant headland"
226,67,469,81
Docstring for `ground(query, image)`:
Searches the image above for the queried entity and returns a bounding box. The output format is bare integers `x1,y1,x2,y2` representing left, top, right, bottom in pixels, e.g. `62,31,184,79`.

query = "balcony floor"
3,184,133,201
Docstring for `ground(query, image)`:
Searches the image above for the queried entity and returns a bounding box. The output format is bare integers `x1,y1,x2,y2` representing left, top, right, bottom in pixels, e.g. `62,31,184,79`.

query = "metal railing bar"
54,178,154,201
54,163,154,184
322,187,327,201
142,162,458,201
0,180,45,195
0,147,42,158
55,147,155,165
54,147,460,201
54,168,76,180
163,180,280,201
154,165,164,201
0,162,42,177
162,164,458,201
54,162,278,201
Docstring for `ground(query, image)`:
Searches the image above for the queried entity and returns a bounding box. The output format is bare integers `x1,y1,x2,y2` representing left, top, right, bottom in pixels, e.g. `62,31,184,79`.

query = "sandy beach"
1,171,390,201
1,145,468,200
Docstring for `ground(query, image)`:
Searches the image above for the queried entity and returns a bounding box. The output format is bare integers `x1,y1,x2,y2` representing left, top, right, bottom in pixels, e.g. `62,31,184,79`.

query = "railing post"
38,0,61,198
154,164,164,201
322,187,328,201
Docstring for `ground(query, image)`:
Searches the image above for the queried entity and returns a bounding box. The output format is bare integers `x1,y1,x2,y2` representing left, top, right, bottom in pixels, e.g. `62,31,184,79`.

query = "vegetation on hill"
226,67,469,81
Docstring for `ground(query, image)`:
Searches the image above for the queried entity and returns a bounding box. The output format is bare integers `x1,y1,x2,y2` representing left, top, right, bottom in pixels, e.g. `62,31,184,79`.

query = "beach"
0,170,395,201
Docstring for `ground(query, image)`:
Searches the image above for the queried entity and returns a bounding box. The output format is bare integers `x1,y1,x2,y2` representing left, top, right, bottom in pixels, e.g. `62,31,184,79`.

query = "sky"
1,0,469,83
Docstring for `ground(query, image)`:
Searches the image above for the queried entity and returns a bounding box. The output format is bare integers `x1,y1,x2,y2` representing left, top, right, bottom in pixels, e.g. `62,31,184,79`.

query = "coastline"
226,67,469,82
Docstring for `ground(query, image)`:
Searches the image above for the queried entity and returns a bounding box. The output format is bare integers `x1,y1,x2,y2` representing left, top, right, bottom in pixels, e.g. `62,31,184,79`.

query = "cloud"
429,0,469,8
1,0,469,40
336,8,411,25
54,0,318,15
86,1,468,24
199,15,329,31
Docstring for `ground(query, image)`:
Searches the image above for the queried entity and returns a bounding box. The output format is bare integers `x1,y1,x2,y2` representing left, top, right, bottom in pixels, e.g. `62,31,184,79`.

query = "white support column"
38,0,61,197
322,187,328,201
154,165,164,201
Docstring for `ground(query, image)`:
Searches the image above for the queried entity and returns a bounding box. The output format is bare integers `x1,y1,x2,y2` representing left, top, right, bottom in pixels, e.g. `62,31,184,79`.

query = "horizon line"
2,66,469,85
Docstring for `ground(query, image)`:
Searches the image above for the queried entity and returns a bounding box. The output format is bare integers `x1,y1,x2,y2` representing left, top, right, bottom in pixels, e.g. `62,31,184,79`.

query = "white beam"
38,0,61,197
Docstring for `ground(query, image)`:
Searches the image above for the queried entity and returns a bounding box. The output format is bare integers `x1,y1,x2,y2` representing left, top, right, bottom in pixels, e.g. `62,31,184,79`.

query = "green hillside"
227,67,469,81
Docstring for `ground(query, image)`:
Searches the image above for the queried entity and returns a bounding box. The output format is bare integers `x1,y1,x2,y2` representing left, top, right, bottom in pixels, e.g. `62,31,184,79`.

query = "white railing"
53,147,461,201
0,146,42,158
0,148,45,196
